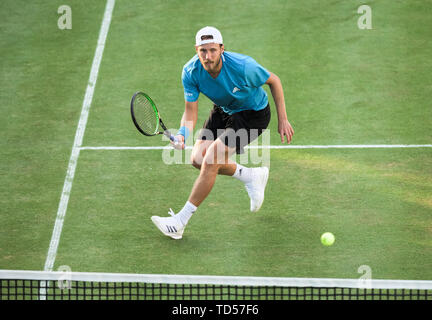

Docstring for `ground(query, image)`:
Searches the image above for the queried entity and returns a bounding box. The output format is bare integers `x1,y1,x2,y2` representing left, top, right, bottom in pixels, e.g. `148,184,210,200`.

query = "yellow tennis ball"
321,232,335,246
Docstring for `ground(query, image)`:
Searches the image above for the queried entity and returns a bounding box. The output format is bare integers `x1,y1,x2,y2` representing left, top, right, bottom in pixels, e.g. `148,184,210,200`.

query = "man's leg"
189,138,268,211
190,139,236,176
150,138,235,240
188,138,237,207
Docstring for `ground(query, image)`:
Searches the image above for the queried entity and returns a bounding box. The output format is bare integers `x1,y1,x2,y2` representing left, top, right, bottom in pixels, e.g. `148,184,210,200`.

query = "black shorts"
197,104,271,154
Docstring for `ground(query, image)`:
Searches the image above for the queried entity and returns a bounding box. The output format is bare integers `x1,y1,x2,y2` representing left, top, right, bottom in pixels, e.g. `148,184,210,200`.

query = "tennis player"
151,26,294,239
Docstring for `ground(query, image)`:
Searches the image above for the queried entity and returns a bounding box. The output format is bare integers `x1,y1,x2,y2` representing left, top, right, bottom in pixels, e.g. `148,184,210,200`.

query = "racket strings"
133,94,159,135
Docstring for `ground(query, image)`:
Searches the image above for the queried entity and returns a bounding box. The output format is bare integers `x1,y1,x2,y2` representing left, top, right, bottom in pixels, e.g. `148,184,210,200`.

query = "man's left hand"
278,120,294,144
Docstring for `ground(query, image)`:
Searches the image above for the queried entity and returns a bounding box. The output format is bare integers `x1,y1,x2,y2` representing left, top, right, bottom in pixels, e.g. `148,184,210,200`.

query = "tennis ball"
321,232,335,246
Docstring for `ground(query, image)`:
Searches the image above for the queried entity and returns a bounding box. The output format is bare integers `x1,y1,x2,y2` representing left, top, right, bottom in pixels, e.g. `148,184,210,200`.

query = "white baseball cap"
195,26,223,46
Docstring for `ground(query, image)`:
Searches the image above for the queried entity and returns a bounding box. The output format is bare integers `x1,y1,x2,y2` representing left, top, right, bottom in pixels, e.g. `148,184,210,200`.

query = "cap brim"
196,39,223,46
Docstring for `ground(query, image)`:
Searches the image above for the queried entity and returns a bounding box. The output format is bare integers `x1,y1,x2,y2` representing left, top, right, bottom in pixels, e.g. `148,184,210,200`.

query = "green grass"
54,148,432,280
0,0,107,269
1,0,431,286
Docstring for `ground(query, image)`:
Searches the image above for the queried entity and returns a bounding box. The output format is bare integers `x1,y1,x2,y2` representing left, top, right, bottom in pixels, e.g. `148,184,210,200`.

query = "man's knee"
191,158,201,170
202,139,231,168
190,149,204,169
190,140,212,170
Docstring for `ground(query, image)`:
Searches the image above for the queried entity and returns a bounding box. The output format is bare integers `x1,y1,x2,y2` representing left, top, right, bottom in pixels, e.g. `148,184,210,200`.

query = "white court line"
2,269,432,290
43,0,115,273
79,144,432,150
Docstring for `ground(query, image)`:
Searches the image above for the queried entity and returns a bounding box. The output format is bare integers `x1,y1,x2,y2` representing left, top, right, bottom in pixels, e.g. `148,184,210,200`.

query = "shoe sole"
251,167,269,212
151,216,183,240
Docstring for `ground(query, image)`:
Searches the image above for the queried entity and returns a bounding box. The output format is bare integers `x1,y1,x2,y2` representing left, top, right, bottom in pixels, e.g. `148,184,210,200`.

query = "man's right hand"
171,135,185,150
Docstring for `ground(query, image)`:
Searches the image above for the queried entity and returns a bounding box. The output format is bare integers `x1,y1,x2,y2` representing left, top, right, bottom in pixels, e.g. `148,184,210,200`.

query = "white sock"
176,201,197,226
232,164,254,183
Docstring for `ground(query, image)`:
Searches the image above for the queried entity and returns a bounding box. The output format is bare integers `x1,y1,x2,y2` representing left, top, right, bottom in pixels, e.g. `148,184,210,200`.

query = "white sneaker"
151,209,185,240
245,167,269,212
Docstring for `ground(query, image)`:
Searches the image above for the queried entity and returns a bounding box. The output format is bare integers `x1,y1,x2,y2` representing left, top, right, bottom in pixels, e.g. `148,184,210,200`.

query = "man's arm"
173,100,198,149
265,72,294,143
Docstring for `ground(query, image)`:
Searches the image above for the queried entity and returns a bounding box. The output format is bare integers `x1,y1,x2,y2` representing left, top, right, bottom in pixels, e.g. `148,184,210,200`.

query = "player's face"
196,43,224,74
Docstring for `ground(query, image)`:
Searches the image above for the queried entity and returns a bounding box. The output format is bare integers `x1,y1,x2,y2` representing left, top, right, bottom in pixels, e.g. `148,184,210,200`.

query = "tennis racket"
130,91,177,143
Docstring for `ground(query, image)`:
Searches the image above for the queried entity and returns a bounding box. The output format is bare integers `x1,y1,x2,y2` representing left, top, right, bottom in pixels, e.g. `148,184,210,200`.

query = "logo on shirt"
232,87,240,93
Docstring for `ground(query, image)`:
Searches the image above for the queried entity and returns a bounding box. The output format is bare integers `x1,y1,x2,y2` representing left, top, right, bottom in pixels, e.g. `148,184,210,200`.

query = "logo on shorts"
232,87,240,93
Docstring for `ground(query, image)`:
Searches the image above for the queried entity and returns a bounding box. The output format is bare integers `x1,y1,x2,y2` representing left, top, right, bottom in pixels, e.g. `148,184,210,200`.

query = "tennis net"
1,270,431,300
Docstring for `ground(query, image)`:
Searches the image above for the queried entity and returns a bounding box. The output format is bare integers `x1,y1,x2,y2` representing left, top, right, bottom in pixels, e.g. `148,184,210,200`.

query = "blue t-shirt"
181,51,270,115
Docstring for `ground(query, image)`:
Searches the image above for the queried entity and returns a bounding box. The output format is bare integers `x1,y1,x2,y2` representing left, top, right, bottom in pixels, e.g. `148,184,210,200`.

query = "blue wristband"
177,126,190,140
